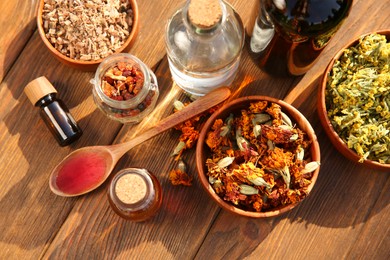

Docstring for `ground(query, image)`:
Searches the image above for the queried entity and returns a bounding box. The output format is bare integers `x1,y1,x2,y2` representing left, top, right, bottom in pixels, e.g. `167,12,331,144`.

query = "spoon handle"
110,87,231,159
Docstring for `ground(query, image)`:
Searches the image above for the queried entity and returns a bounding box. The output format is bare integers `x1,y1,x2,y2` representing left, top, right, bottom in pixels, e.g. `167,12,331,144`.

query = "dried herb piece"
169,98,221,186
169,160,193,186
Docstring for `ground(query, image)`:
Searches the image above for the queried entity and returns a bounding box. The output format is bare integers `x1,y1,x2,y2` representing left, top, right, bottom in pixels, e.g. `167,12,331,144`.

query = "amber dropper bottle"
24,76,83,146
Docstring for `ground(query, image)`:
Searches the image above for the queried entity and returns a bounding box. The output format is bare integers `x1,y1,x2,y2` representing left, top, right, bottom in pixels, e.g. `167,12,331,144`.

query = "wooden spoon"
49,87,231,197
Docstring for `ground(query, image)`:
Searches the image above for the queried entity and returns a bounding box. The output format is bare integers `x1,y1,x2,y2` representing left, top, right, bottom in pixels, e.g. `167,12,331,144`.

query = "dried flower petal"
281,111,293,127
302,161,320,174
253,125,262,138
169,168,193,186
296,146,304,161
217,157,235,168
252,113,272,125
173,100,185,111
172,141,186,156
249,177,272,190
239,184,259,195
280,166,291,188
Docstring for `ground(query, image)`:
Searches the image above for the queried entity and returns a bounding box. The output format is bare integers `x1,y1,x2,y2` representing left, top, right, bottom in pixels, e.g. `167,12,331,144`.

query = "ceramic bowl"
37,0,139,71
317,30,390,171
196,96,321,218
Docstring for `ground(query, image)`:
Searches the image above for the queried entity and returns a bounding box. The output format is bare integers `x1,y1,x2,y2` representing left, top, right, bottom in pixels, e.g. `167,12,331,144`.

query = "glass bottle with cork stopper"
165,0,244,96
107,168,163,222
24,76,83,146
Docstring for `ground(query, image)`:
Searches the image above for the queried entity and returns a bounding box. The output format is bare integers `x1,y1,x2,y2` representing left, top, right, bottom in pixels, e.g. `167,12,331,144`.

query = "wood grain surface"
0,0,389,259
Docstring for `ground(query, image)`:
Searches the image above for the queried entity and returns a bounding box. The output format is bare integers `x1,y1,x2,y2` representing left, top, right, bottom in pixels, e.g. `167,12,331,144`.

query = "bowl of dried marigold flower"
318,30,390,171
37,0,139,71
196,96,321,218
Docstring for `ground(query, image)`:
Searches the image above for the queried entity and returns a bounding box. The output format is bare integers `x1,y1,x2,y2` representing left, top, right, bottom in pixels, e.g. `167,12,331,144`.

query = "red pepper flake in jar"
102,62,145,101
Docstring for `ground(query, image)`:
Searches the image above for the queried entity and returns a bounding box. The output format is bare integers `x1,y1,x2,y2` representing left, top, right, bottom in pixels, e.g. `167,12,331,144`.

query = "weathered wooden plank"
0,0,39,83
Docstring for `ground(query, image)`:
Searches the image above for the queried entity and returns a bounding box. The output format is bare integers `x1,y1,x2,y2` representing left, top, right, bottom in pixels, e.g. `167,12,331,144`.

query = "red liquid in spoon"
54,152,107,195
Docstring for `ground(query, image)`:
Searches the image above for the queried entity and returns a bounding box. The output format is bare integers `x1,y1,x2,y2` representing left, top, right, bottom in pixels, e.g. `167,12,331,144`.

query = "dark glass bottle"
249,0,353,77
24,76,82,146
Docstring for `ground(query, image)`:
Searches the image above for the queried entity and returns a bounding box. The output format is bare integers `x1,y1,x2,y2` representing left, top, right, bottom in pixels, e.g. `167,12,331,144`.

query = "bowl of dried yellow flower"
318,30,390,171
37,0,139,71
196,96,321,218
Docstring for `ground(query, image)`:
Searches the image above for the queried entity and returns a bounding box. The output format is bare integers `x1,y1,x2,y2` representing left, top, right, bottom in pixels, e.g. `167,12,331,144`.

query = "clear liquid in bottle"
165,0,244,96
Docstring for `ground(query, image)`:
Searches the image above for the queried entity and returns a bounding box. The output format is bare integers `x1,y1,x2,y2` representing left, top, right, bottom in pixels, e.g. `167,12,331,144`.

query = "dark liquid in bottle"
250,0,353,77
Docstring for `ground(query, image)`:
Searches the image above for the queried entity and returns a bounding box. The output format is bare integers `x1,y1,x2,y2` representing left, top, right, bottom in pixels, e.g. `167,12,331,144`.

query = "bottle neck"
35,93,57,107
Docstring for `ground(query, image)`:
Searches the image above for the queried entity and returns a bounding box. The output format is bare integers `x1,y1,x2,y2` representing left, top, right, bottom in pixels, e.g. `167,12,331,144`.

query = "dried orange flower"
169,160,193,186
169,169,193,186
249,101,268,113
172,100,222,160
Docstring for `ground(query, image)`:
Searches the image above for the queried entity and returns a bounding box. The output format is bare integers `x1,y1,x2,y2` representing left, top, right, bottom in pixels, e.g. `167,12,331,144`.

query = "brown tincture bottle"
249,0,353,77
24,76,83,146
108,168,163,222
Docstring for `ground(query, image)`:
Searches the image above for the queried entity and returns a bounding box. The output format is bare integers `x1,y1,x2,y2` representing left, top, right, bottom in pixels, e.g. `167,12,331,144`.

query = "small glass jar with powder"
107,168,162,221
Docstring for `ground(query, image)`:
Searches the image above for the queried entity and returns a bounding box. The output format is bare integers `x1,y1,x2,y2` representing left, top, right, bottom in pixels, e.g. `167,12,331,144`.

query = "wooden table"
1,0,389,259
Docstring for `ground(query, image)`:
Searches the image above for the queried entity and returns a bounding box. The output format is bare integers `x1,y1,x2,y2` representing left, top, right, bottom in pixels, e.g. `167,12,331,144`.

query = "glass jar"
92,53,159,124
249,0,353,77
107,168,163,222
165,0,244,96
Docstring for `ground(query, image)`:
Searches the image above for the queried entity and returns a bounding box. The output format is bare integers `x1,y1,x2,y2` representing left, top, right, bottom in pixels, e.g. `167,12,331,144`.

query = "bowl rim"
317,29,390,171
196,95,321,218
36,0,139,66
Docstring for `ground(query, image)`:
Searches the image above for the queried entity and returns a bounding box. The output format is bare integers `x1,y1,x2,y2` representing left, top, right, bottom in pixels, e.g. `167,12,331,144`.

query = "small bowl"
37,0,139,71
318,30,390,171
196,96,321,218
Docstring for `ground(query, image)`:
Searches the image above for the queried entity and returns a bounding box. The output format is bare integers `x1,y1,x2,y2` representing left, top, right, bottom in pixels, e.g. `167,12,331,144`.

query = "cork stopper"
115,173,147,204
24,76,57,105
188,0,222,29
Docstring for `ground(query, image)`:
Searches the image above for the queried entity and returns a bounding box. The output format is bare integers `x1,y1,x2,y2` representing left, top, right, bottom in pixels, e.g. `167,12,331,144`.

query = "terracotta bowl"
317,30,390,171
37,0,139,71
196,96,321,218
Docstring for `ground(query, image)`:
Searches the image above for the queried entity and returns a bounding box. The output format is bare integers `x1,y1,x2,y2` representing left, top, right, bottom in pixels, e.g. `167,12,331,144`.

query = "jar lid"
188,0,222,29
24,76,57,105
115,172,148,204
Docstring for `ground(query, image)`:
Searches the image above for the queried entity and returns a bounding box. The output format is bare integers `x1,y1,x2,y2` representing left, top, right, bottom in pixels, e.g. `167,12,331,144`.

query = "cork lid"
24,76,57,105
188,0,222,29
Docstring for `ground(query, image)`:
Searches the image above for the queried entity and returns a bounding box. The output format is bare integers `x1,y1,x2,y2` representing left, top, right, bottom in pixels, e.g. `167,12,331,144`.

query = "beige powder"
115,174,147,204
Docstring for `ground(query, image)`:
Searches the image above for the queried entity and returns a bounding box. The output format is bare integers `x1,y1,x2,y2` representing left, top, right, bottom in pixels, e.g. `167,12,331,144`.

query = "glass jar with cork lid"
91,53,159,124
165,0,244,96
107,168,162,222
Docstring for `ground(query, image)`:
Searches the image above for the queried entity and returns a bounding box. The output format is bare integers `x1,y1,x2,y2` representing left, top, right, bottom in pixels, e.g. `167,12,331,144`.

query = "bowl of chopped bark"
318,30,390,171
37,0,139,71
196,96,321,218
